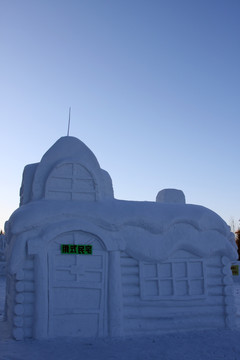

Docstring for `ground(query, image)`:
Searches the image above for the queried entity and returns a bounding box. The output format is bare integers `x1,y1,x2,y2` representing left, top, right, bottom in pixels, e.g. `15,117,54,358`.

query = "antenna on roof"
67,107,71,136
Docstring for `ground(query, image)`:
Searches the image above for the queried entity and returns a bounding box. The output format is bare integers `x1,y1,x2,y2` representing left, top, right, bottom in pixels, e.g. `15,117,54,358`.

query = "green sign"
231,265,239,276
61,244,92,255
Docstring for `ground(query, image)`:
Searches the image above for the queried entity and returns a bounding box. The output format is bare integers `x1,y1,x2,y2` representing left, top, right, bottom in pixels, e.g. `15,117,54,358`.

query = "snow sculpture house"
5,136,237,340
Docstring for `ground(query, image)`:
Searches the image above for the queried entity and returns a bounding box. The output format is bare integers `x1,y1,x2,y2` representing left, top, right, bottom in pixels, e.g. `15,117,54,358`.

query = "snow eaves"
6,198,237,263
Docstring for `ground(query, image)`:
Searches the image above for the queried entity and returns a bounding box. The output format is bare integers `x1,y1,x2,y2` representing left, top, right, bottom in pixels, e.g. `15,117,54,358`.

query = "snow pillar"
28,239,48,338
108,250,123,336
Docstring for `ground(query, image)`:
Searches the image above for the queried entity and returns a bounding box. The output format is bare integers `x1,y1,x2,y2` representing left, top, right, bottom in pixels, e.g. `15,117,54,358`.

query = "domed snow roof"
20,136,114,204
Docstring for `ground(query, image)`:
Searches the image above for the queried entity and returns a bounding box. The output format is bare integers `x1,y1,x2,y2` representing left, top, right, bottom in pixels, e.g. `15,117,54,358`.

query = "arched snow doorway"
47,231,107,337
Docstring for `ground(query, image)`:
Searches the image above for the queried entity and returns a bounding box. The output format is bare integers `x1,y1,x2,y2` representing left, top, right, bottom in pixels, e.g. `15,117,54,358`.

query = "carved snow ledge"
121,225,236,262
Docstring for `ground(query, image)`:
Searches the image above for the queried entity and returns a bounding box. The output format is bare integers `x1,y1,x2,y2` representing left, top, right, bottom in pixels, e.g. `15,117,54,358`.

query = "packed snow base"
3,136,238,340
2,328,240,360
1,277,240,359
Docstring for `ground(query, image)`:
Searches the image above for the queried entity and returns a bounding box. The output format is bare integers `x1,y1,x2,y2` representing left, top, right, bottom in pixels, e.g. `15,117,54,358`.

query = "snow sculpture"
5,136,238,340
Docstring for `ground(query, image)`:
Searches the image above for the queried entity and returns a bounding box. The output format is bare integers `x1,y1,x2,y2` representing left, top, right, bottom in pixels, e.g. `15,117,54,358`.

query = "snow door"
48,231,107,337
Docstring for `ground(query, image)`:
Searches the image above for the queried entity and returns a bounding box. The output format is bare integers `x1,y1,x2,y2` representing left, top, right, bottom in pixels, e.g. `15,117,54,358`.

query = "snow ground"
1,276,240,360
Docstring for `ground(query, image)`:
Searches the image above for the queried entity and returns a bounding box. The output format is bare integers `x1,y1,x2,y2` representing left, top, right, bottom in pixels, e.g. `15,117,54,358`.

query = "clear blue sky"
0,0,239,231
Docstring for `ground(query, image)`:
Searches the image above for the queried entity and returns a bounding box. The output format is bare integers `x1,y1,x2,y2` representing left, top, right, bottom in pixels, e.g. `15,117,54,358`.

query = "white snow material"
20,136,114,203
6,199,237,272
19,163,38,205
1,329,240,360
4,135,238,340
8,199,232,237
32,136,100,200
156,188,186,204
2,275,240,359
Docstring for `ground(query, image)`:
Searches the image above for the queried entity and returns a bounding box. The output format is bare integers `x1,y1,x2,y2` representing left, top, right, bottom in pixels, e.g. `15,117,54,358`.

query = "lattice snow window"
45,163,97,201
140,259,206,300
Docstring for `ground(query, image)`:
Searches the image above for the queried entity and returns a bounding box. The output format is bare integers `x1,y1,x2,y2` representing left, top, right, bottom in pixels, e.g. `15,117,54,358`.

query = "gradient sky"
0,0,239,231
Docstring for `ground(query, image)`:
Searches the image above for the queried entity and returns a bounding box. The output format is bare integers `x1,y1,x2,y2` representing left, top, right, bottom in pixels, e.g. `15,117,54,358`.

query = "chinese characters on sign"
61,244,93,255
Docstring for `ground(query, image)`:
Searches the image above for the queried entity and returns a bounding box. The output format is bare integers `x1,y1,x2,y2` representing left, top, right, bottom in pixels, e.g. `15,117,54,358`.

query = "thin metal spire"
67,107,71,136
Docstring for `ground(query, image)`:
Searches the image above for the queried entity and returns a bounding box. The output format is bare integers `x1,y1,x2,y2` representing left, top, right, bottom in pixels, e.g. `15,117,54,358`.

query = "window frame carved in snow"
45,162,98,201
139,258,206,301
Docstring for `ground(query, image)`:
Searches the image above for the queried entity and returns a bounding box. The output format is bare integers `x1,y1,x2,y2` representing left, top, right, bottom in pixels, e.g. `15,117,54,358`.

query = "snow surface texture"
0,234,6,260
156,188,186,204
2,329,240,360
4,136,238,341
1,276,240,360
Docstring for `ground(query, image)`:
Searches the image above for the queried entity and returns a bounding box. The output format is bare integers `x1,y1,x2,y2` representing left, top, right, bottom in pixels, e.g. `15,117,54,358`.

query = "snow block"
156,189,186,204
